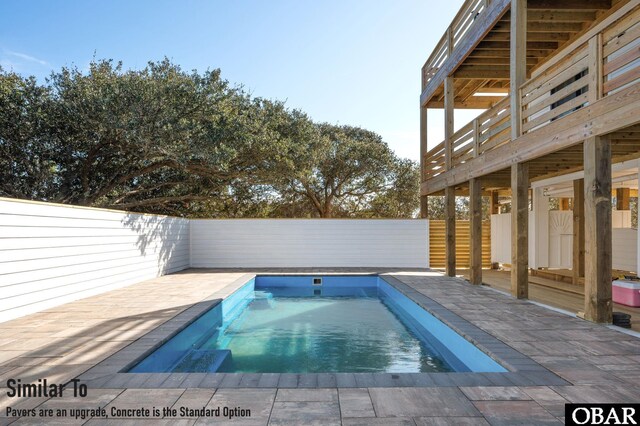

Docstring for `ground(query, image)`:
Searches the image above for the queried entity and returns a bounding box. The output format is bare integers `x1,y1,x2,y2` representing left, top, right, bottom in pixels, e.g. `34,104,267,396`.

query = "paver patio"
1,269,639,425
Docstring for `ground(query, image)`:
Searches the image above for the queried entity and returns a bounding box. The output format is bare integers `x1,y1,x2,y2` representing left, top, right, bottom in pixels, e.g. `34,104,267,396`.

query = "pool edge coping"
77,272,570,389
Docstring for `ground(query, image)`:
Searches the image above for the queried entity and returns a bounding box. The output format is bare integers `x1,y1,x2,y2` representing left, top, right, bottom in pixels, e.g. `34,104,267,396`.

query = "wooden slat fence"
429,220,491,268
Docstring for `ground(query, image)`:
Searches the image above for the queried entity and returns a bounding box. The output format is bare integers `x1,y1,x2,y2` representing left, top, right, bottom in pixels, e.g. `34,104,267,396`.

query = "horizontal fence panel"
190,219,428,268
0,255,189,303
1,198,431,323
0,198,190,323
0,235,187,251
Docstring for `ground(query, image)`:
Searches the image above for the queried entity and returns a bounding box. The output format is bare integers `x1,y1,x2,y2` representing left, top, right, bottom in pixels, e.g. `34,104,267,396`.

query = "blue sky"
0,0,474,161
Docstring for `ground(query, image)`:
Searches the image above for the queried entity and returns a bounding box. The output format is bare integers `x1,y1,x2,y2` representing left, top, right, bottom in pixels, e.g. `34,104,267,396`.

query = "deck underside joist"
422,0,621,109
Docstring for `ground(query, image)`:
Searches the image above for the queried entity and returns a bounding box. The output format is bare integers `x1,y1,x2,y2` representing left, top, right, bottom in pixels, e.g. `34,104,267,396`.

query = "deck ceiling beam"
476,40,560,50
484,32,571,42
426,99,507,109
475,87,510,93
526,10,597,22
470,49,553,58
420,0,510,107
527,0,611,10
457,79,488,101
455,67,511,79
491,21,585,33
464,57,538,66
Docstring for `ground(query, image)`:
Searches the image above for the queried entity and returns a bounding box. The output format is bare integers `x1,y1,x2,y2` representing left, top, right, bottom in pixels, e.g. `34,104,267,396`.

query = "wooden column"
420,106,428,218
573,179,585,285
616,188,630,210
469,178,482,285
444,52,455,275
511,163,529,299
444,76,454,170
509,0,528,299
583,136,612,323
490,191,500,214
445,186,456,277
510,0,526,140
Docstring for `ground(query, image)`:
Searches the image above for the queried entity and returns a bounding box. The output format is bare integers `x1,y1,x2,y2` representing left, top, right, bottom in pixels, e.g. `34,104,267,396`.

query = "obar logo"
566,404,640,426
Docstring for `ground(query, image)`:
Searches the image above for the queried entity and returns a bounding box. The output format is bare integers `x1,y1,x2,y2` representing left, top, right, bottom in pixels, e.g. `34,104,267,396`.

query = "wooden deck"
458,268,640,333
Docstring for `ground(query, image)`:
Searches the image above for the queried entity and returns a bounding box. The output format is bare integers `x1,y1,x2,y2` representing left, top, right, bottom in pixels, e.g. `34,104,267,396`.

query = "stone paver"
171,389,216,417
342,418,416,426
0,269,639,425
275,388,337,402
472,400,560,425
414,417,489,426
205,389,275,424
368,387,481,417
269,401,341,425
459,386,531,401
338,388,375,418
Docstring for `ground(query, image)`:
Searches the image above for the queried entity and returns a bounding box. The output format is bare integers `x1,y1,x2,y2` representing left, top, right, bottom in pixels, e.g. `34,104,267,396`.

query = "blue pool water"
129,276,506,374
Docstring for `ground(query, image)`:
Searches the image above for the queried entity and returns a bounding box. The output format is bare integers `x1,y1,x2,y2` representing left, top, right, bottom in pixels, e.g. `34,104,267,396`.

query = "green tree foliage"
0,59,419,217
266,122,418,218
426,195,491,221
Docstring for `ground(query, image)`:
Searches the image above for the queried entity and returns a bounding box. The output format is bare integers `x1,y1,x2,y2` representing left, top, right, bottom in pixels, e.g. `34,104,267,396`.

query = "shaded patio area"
458,268,640,333
1,269,639,425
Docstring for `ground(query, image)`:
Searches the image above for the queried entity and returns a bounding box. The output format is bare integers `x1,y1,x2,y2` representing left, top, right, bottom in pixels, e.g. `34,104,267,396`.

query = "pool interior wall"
129,275,506,374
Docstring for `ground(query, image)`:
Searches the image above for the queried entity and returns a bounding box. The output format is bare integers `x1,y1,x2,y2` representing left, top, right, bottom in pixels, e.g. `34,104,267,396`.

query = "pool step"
173,349,233,372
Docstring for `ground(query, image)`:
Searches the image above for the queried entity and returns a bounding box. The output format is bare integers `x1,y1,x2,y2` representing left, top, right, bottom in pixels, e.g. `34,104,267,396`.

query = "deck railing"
421,0,491,89
520,43,591,134
602,7,640,96
422,5,640,183
423,96,510,180
520,6,640,135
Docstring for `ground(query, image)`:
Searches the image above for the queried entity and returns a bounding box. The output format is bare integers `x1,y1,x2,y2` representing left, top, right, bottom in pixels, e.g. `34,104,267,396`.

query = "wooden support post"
420,106,428,219
472,119,480,158
510,0,528,299
490,191,500,214
511,162,529,299
445,76,454,170
616,188,630,211
583,136,612,324
420,106,427,181
469,178,482,285
421,196,428,219
588,34,603,103
445,186,456,277
510,0,526,140
420,106,428,218
573,179,585,285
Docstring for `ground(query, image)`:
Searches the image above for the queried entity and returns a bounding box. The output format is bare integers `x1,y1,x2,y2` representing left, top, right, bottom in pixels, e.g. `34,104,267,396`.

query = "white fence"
190,219,429,268
0,199,190,323
0,199,429,323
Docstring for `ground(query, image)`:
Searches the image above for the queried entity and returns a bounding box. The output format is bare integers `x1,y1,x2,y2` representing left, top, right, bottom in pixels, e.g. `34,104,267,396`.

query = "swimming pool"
129,275,505,374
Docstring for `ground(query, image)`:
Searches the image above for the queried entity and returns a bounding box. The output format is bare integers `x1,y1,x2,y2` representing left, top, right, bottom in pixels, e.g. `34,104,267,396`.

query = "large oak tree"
0,59,419,218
